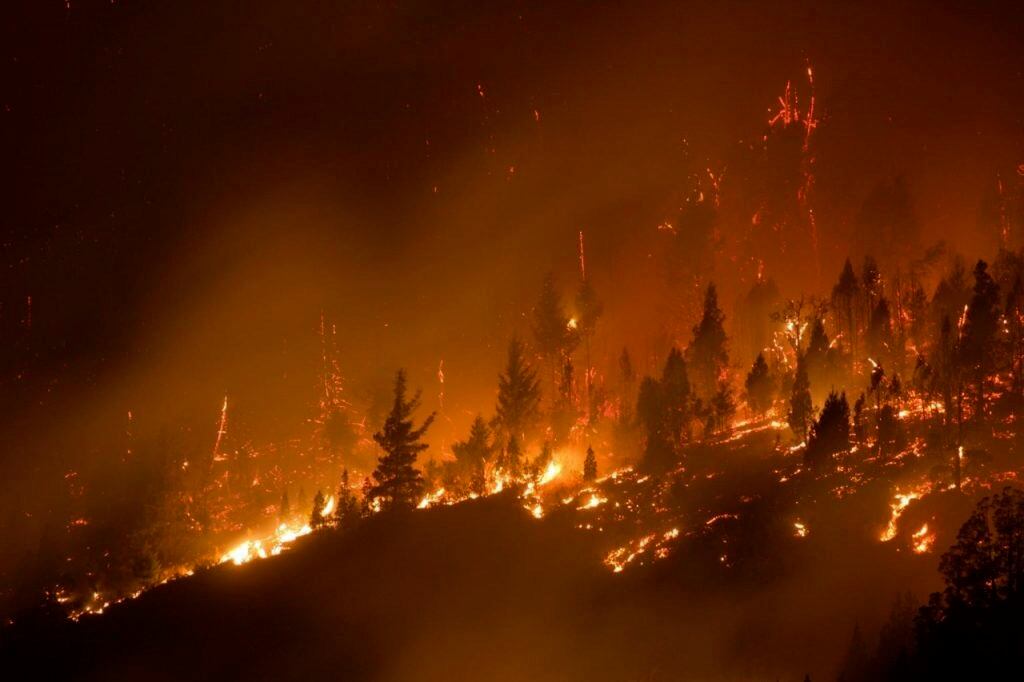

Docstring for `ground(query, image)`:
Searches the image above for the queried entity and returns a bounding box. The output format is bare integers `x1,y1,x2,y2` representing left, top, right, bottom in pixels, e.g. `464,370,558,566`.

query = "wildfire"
911,523,936,554
880,490,922,542
220,521,315,566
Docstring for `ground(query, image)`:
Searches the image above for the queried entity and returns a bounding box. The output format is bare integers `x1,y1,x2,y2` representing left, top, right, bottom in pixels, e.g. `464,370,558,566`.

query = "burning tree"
368,370,435,511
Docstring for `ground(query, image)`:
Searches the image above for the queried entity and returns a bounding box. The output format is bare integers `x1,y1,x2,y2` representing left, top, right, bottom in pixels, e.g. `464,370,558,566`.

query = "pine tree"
334,468,362,530
867,296,893,362
499,434,523,478
789,354,813,441
493,337,542,445
533,273,577,374
551,356,577,444
637,376,671,471
959,259,1001,416
688,283,729,399
369,370,435,511
805,390,850,469
710,380,736,434
831,258,860,364
837,624,870,682
661,347,692,446
583,446,597,482
310,490,326,529
744,353,774,415
804,317,838,395
452,415,492,484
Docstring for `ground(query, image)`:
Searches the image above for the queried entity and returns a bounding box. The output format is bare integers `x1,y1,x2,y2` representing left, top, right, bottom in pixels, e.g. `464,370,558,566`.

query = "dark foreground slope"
1,488,939,682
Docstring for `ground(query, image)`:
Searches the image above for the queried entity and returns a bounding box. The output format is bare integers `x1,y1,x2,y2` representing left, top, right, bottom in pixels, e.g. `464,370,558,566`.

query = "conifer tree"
805,390,850,469
334,468,361,530
789,354,813,441
499,434,523,478
688,283,729,399
867,296,893,362
533,273,577,378
493,337,542,445
369,370,435,511
583,446,597,482
452,415,492,484
661,347,692,446
709,380,736,434
744,353,774,415
831,258,860,364
551,356,577,444
310,490,326,529
637,376,671,471
959,259,1001,415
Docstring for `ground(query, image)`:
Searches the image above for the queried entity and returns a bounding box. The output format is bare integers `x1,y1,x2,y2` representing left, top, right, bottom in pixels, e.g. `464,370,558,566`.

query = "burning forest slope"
1,441,956,682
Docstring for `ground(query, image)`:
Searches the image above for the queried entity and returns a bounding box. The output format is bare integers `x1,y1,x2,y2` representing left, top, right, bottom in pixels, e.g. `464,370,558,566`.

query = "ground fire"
2,2,1024,681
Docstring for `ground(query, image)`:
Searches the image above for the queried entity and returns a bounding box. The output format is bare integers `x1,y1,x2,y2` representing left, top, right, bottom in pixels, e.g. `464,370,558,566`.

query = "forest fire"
4,3,1024,681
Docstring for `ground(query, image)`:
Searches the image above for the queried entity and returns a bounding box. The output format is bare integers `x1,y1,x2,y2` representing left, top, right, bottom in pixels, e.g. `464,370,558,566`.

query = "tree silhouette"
867,297,893,363
744,353,774,415
688,283,729,399
333,468,362,530
805,390,849,469
551,356,577,444
836,624,869,682
493,337,542,446
788,354,813,441
369,370,435,511
915,487,1024,678
831,258,860,365
709,380,736,434
498,434,523,478
533,273,577,381
310,490,326,530
661,347,692,446
959,259,1001,416
452,415,492,488
583,446,597,482
637,376,672,471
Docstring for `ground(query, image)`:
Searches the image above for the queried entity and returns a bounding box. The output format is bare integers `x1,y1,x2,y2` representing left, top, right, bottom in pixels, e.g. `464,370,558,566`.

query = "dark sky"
1,0,1023,475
